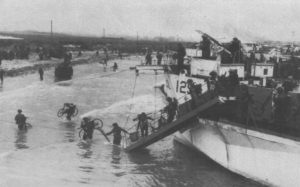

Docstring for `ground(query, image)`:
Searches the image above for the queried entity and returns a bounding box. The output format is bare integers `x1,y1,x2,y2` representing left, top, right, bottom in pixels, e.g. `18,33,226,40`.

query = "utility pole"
50,20,53,38
136,32,139,53
292,31,295,48
103,28,105,38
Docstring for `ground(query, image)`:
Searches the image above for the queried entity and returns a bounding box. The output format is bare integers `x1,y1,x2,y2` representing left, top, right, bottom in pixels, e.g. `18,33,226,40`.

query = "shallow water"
0,56,264,187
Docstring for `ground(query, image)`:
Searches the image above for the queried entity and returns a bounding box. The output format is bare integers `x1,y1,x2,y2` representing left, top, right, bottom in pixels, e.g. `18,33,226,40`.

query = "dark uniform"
64,103,76,120
274,87,290,124
15,110,26,130
156,52,163,65
201,35,211,59
282,78,296,93
106,123,128,145
207,71,218,91
134,113,153,137
113,63,118,71
81,118,96,140
187,79,202,108
145,53,152,65
0,68,4,84
228,70,239,96
229,38,242,63
176,43,186,74
236,85,252,123
164,98,178,123
38,67,44,81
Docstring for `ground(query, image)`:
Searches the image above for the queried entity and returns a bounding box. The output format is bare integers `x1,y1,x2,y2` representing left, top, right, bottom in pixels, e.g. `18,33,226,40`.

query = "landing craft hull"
174,118,300,187
54,65,73,81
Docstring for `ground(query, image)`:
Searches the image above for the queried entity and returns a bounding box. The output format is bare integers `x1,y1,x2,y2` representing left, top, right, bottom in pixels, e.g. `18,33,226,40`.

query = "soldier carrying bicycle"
80,117,98,140
79,117,111,142
57,103,78,120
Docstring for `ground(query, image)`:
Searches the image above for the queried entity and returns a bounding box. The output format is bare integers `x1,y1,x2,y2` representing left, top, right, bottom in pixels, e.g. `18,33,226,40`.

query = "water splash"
80,94,166,119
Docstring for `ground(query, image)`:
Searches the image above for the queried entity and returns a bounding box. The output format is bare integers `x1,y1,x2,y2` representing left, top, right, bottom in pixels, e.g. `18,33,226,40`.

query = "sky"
0,0,299,42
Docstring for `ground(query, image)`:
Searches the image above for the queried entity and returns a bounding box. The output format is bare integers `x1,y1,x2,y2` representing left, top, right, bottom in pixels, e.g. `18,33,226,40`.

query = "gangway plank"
125,97,221,152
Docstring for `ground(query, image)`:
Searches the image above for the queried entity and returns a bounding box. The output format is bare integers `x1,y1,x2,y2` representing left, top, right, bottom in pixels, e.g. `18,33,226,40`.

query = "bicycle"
25,122,32,128
78,118,104,139
57,105,79,118
18,117,32,130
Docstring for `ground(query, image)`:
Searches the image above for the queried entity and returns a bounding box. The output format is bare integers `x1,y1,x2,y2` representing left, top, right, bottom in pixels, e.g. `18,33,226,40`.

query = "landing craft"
125,31,300,187
54,62,73,81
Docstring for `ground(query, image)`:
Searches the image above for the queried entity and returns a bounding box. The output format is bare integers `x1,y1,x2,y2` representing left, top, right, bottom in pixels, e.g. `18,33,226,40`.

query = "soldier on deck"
187,79,203,109
162,97,178,123
206,71,218,91
229,37,242,63
227,70,239,96
282,76,297,93
273,87,290,124
201,35,211,59
176,43,186,74
236,84,252,124
156,51,163,65
145,52,152,65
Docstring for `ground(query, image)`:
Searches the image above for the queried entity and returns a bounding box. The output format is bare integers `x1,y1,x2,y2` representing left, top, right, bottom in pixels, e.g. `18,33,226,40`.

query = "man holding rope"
106,123,128,145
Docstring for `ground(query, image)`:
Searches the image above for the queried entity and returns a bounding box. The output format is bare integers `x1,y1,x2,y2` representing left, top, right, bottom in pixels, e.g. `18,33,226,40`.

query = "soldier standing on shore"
38,67,44,81
0,67,4,85
145,51,152,65
156,51,163,65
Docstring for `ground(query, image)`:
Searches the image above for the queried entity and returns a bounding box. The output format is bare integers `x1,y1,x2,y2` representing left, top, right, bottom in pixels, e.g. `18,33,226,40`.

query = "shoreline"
2,52,117,77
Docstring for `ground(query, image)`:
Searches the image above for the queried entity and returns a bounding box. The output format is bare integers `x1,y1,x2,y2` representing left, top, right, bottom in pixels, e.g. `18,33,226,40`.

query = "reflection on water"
79,166,94,173
59,121,76,142
77,141,94,184
128,148,156,165
54,79,73,85
111,146,127,177
77,141,93,159
111,146,121,165
14,130,29,149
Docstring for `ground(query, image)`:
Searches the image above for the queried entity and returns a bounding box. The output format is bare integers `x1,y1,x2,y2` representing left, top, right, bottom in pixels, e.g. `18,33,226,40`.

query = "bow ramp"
125,96,221,152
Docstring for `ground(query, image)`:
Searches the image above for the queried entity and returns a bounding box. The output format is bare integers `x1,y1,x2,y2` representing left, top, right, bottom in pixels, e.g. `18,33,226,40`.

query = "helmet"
17,109,22,113
112,123,118,127
187,79,193,84
141,112,147,118
167,97,172,102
